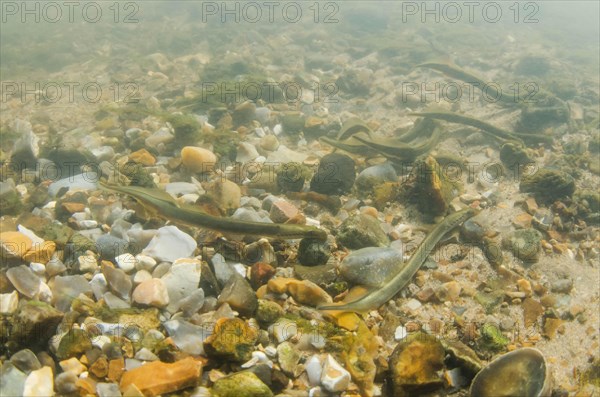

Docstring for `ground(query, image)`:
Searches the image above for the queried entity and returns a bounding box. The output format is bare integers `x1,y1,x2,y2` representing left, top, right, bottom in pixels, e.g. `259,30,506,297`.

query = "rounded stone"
181,146,217,173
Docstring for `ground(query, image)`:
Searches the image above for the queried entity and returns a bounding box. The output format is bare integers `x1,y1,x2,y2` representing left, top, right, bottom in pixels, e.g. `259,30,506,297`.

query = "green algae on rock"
336,213,389,249
520,169,575,204
211,371,273,397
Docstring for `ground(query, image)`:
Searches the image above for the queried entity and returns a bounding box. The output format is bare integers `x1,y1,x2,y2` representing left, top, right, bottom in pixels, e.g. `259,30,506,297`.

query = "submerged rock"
520,169,575,204
310,153,356,195
203,318,258,362
355,162,398,195
388,332,445,397
411,156,461,216
502,228,542,263
339,247,403,287
297,238,331,266
337,214,389,249
211,371,273,397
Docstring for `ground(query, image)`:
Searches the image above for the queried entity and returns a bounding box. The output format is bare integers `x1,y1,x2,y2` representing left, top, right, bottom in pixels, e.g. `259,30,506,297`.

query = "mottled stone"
217,273,258,317
132,278,169,308
269,200,300,223
337,214,389,249
211,371,273,397
277,341,301,376
0,231,32,259
203,318,258,362
102,264,132,300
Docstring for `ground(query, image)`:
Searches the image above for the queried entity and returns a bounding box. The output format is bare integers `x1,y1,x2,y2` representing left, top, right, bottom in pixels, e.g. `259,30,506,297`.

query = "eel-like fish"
99,180,327,241
318,207,477,312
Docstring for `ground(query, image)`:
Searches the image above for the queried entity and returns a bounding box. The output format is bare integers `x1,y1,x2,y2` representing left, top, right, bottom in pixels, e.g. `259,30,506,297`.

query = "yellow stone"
119,357,202,397
0,232,33,259
287,279,333,307
181,146,217,173
23,241,56,264
129,148,156,166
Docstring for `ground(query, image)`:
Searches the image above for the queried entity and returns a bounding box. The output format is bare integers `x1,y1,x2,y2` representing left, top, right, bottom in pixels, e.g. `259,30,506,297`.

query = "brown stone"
107,358,125,382
76,377,97,395
543,318,563,339
61,202,86,213
119,357,202,397
269,200,300,224
522,298,544,328
286,279,332,307
129,148,156,166
250,262,275,289
89,355,109,378
524,198,538,214
512,213,533,229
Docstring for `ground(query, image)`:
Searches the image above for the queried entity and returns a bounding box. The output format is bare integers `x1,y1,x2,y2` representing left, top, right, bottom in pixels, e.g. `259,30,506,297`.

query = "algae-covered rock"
502,228,542,263
57,329,92,359
211,371,273,397
520,168,575,203
255,299,284,324
411,155,461,216
120,161,156,188
203,318,259,362
478,323,510,352
276,162,312,192
388,331,445,397
297,238,330,266
9,300,63,351
337,214,389,249
310,153,356,195
167,113,201,146
0,181,22,215
499,143,535,172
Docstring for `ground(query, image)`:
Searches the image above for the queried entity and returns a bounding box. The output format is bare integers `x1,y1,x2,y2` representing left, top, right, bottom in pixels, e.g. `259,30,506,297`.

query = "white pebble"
115,253,137,273
23,366,54,397
394,326,407,341
305,355,322,386
135,254,157,271
30,262,46,276
321,354,350,393
0,291,19,314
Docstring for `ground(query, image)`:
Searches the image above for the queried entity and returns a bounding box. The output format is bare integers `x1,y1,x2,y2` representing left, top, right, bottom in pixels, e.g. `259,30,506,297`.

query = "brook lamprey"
318,207,477,312
99,180,327,241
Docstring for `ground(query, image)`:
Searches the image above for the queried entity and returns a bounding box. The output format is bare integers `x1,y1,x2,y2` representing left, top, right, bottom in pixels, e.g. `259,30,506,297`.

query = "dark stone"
310,153,356,195
297,238,330,266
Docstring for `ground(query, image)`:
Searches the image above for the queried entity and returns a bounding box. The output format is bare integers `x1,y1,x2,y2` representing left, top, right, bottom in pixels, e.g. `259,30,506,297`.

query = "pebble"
133,269,152,284
339,247,402,287
78,254,98,273
517,279,533,296
321,354,350,393
22,366,54,397
211,371,273,397
59,357,86,375
181,146,217,173
0,291,19,314
260,135,279,151
142,226,196,262
6,265,40,298
355,162,398,193
135,254,157,272
48,173,98,197
132,278,169,308
236,142,260,163
268,318,298,343
277,341,301,376
129,148,156,166
0,362,27,396
102,264,132,300
90,273,108,300
96,235,129,261
297,238,331,267
163,320,210,356
119,357,203,397
0,231,32,259
305,355,323,386
204,318,258,362
145,126,174,147
217,273,258,316
402,298,422,312
310,153,356,195
207,179,241,214
96,382,122,397
512,213,533,229
176,288,206,317
54,371,77,394
269,199,300,223
115,253,137,273
52,275,92,311
10,349,42,373
551,279,573,293
161,258,202,314
337,214,389,249
435,281,462,302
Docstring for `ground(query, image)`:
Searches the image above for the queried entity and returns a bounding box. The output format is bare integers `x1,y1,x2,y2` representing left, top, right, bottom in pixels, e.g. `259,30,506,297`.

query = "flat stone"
59,357,86,376
6,265,40,298
161,258,202,314
142,226,196,262
115,253,137,273
119,357,203,397
132,279,169,308
22,241,56,264
339,247,403,287
10,349,42,373
0,291,19,314
269,200,300,223
23,366,54,397
163,319,212,356
277,341,301,376
217,273,258,317
0,362,27,397
102,264,132,300
0,231,32,259
129,148,156,166
52,275,92,312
